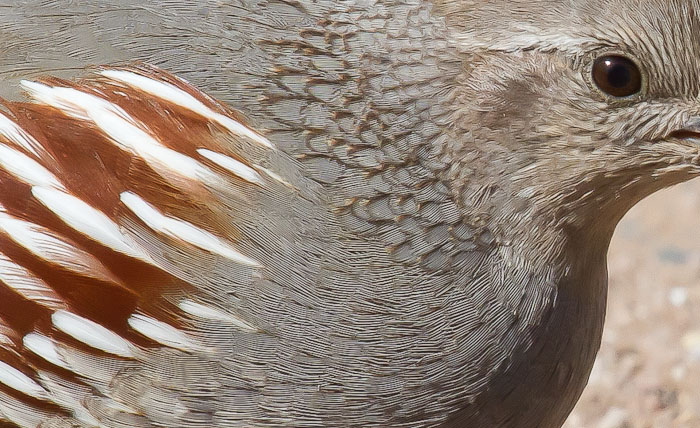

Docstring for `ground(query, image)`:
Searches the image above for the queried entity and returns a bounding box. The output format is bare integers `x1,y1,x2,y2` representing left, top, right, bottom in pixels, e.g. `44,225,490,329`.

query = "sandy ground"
563,179,700,427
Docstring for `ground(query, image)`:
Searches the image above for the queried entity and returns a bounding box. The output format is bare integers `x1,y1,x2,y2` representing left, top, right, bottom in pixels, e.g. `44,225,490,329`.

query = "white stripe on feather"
20,80,216,184
51,311,134,358
0,252,66,310
0,325,15,349
33,371,103,427
21,81,103,121
22,333,69,370
179,299,257,332
0,113,47,159
32,186,154,265
0,361,49,400
0,391,52,427
72,407,101,428
253,164,293,188
0,212,118,283
0,144,66,191
128,313,197,351
101,69,274,149
120,191,261,266
197,148,263,184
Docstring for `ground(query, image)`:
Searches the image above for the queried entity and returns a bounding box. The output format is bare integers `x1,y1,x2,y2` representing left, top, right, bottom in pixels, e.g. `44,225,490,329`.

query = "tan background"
563,180,700,427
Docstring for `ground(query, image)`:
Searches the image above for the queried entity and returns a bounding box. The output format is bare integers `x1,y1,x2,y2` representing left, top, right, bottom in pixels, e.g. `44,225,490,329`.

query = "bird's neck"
440,181,616,425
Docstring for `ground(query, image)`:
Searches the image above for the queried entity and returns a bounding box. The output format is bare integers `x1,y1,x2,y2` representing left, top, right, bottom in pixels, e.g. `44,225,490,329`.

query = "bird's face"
439,0,700,228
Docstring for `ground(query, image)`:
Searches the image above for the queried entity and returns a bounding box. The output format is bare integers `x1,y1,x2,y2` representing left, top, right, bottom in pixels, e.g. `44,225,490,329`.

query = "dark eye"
592,55,642,98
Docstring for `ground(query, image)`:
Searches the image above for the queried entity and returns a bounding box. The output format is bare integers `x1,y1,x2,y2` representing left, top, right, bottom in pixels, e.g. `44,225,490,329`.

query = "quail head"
0,1,698,428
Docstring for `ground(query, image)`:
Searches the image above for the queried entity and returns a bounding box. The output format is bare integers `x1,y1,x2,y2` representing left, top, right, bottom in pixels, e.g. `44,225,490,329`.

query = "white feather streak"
20,80,215,184
0,113,47,159
51,311,134,358
179,299,257,332
22,333,69,370
0,361,48,400
0,144,66,190
253,165,293,188
128,314,197,351
0,212,116,282
0,252,65,310
101,69,274,148
31,186,154,265
120,191,261,266
197,148,263,184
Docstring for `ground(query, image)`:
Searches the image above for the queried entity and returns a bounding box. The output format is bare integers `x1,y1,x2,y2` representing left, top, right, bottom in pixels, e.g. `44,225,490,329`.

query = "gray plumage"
0,1,698,427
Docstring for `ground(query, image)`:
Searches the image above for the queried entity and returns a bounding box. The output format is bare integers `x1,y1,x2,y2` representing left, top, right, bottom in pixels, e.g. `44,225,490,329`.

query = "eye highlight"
592,55,642,98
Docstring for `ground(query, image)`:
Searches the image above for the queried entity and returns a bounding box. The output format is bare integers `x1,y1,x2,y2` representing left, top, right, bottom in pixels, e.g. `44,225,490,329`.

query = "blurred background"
564,180,700,427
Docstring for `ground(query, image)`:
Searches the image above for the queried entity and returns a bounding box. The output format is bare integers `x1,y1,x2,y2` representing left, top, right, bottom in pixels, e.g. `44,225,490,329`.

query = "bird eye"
592,55,642,98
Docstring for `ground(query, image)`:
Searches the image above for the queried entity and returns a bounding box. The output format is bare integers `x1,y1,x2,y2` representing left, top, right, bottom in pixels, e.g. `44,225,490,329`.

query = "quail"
0,1,698,427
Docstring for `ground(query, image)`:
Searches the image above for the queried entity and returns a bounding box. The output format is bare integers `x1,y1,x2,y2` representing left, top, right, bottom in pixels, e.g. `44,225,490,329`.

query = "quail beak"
666,117,700,170
669,118,700,142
